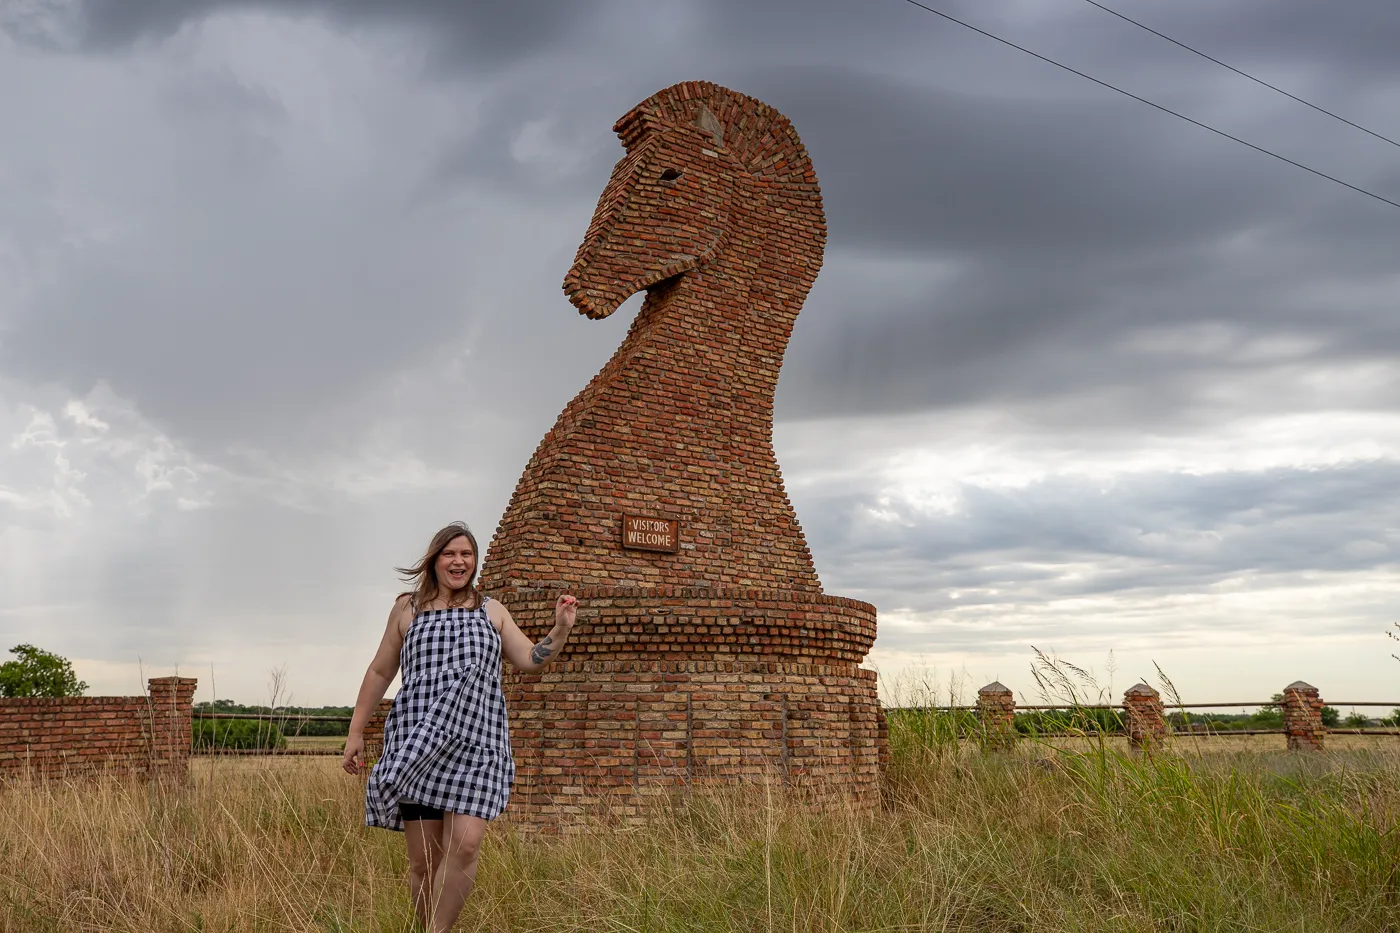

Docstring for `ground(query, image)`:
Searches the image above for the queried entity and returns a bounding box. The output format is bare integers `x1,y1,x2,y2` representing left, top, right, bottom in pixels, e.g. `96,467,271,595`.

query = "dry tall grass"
2,726,1398,931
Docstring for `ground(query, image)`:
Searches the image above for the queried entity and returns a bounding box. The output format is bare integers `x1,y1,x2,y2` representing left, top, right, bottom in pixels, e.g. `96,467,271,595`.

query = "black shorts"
399,801,445,822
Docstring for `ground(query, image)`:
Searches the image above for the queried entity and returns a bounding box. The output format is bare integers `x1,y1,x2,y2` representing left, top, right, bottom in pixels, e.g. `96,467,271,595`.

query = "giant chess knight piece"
481,81,883,829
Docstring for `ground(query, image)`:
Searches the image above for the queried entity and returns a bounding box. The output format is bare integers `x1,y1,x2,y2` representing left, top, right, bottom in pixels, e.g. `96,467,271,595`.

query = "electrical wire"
898,0,1400,211
1080,0,1400,151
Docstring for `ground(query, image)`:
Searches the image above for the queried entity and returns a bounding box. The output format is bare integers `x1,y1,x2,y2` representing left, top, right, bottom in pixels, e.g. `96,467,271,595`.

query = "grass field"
2,719,1398,931
285,735,347,752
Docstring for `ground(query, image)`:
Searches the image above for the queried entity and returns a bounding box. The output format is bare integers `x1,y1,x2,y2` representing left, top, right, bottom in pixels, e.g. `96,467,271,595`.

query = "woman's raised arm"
494,595,578,674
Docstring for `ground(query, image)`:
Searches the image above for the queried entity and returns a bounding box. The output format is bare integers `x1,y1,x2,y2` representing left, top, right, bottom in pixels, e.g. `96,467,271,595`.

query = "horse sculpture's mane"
614,81,824,226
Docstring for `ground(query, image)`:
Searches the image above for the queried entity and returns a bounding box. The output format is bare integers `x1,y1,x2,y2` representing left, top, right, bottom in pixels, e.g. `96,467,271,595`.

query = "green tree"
0,644,88,698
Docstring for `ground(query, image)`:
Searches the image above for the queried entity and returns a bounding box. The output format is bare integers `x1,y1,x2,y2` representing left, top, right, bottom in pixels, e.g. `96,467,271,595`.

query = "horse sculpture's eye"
659,168,683,183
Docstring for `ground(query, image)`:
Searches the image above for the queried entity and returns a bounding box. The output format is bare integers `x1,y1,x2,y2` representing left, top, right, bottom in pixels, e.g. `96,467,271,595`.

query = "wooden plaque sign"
621,514,679,553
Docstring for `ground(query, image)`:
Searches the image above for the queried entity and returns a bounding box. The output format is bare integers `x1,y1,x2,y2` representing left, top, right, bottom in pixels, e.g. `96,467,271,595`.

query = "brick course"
479,81,883,829
0,677,197,781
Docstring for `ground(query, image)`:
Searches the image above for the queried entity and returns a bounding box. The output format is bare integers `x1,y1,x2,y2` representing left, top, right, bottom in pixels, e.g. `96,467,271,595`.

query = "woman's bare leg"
404,818,444,930
429,813,488,932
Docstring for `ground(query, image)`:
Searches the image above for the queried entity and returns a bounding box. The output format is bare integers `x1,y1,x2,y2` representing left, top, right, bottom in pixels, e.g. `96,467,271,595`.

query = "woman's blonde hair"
396,522,482,611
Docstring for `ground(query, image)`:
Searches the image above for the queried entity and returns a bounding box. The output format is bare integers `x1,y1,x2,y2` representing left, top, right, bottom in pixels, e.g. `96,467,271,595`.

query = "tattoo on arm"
530,635,556,667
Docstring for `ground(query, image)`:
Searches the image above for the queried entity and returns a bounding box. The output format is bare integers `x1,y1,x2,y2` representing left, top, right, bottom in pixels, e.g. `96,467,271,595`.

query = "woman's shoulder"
479,593,508,627
390,593,418,631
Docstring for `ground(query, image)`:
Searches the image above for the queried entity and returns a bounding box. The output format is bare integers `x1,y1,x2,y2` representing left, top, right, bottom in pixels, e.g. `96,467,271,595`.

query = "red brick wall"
363,698,393,766
478,81,884,829
0,677,197,780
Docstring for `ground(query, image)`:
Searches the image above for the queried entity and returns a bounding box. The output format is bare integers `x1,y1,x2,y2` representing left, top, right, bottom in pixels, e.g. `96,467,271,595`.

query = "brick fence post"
976,681,1016,750
363,698,394,771
1123,683,1167,752
146,677,197,782
1282,681,1325,752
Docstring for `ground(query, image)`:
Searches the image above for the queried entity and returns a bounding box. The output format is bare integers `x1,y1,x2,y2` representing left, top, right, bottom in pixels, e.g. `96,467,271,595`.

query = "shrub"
192,718,287,751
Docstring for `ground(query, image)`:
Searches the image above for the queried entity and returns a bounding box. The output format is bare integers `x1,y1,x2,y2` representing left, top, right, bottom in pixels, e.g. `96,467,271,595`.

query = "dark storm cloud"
1151,0,1400,82
759,67,1332,257
71,0,604,69
804,460,1400,617
755,61,1400,419
10,0,1398,462
422,81,632,206
780,234,1400,423
10,0,1399,445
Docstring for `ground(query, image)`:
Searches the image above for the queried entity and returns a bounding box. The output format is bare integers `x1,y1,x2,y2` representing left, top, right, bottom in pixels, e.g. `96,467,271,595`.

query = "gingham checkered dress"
364,598,515,831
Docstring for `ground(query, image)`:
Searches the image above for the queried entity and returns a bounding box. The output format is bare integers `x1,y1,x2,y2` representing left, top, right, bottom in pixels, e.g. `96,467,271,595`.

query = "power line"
898,0,1400,212
1080,0,1400,151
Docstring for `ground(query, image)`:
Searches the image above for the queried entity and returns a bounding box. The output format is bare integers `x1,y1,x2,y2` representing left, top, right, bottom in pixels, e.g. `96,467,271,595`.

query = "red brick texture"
1123,683,1168,752
0,677,197,781
483,80,830,592
363,698,394,767
503,662,881,831
1281,681,1325,752
494,586,876,665
976,682,1016,750
479,81,883,829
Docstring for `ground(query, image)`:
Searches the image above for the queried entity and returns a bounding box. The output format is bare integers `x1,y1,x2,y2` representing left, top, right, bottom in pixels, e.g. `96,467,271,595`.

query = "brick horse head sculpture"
481,81,883,829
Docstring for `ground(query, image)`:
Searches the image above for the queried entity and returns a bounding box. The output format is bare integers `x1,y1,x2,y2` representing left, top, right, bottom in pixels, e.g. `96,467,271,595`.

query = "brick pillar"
363,698,393,769
1282,681,1325,752
1123,683,1167,752
146,677,197,782
976,681,1016,750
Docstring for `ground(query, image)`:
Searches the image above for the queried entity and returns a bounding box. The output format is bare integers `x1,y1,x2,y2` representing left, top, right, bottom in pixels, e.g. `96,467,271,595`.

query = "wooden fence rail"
186,687,1400,758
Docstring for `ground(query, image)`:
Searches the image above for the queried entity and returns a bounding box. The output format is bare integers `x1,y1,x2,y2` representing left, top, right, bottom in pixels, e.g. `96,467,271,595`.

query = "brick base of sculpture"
495,586,880,828
481,81,883,830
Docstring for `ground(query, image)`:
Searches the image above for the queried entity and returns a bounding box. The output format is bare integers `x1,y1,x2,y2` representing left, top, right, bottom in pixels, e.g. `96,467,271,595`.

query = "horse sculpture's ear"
695,105,723,148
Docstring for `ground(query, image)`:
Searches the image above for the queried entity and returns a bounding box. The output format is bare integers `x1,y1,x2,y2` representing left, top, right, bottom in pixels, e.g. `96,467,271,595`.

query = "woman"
342,521,578,932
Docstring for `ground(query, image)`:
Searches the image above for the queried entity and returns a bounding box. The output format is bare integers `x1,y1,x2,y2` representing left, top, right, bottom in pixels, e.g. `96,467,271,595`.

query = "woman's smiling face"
434,535,475,591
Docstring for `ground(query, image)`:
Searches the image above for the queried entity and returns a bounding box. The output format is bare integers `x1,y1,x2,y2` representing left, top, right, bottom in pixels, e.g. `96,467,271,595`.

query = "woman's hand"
554,594,578,630
342,733,366,775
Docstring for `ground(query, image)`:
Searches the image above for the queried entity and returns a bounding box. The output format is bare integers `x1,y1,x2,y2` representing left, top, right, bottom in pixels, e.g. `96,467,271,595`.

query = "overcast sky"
2,0,1397,709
